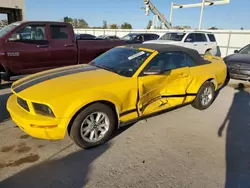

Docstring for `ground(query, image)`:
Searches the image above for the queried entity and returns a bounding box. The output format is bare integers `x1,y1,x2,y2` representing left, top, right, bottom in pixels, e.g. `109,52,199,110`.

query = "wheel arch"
67,100,119,135
207,78,217,89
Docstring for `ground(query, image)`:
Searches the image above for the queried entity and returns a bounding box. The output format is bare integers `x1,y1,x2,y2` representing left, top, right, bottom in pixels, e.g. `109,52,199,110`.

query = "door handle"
194,44,197,46
205,44,207,46
64,44,74,47
37,45,48,48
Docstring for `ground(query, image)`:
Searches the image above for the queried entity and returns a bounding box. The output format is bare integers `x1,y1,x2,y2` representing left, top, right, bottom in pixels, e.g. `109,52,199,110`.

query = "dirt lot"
0,80,250,188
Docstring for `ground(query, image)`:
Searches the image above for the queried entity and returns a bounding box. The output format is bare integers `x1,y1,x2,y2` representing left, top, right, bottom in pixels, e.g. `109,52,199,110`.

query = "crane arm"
144,0,172,29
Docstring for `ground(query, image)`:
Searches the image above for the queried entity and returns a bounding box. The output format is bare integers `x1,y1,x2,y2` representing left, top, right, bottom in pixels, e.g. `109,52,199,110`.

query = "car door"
48,24,77,68
183,33,196,50
137,51,190,116
194,33,208,55
4,23,50,75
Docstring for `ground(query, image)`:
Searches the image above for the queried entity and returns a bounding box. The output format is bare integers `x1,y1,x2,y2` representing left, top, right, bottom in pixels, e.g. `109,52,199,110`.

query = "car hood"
11,64,127,101
224,53,250,64
143,40,180,44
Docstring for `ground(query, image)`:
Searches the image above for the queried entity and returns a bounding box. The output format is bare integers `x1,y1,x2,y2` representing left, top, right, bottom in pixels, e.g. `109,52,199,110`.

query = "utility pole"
199,0,206,30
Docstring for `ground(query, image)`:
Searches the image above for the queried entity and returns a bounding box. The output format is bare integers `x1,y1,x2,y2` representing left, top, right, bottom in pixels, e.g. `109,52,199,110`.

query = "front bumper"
7,94,70,140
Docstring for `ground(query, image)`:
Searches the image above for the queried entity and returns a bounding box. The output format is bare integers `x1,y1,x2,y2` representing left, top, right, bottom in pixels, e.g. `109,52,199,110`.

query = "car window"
15,25,46,40
186,54,196,67
239,45,250,55
194,33,207,42
143,51,187,73
50,25,69,40
90,48,152,77
135,35,144,41
144,34,151,41
159,32,186,41
207,34,216,42
185,33,195,42
153,34,159,40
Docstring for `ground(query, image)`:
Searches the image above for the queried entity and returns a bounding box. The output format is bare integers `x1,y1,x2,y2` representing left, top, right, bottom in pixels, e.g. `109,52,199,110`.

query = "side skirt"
119,101,193,128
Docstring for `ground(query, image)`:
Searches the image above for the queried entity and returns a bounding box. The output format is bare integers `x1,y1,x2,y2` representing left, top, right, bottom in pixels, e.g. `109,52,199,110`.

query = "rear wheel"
69,103,116,149
192,81,215,110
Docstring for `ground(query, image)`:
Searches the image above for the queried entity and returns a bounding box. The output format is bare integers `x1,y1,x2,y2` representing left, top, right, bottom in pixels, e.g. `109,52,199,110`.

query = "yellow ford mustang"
7,44,227,149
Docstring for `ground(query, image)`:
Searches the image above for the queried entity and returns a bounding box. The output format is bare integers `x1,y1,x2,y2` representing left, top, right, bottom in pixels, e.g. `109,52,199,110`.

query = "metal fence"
74,28,250,57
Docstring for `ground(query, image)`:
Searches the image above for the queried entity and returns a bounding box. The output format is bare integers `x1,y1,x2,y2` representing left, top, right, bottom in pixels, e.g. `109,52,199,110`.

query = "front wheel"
192,81,215,110
69,103,117,149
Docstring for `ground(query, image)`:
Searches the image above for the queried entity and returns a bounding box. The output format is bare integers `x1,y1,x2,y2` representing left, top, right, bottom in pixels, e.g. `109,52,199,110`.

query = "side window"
185,54,196,67
135,35,144,42
207,34,216,42
144,34,151,41
153,34,160,39
15,25,46,41
194,33,207,42
143,52,186,73
185,33,195,42
50,25,69,40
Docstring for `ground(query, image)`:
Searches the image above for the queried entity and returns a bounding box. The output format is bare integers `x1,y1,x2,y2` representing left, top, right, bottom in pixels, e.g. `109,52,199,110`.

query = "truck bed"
77,40,126,64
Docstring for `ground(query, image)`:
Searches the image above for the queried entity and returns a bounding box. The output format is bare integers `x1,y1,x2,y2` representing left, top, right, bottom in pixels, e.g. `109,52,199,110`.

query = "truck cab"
0,21,125,84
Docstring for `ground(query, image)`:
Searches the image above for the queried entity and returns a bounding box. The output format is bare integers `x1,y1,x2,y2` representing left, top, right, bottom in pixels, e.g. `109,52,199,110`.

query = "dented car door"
137,51,190,116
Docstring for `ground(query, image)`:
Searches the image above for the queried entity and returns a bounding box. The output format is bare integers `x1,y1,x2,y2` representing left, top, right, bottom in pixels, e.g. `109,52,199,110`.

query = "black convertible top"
124,43,205,65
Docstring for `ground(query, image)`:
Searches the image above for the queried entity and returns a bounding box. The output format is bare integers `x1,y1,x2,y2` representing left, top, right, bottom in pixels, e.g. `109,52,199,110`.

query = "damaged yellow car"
7,44,227,149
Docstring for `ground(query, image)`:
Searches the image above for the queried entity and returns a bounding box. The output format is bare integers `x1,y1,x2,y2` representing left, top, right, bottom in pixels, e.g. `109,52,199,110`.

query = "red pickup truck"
0,21,125,84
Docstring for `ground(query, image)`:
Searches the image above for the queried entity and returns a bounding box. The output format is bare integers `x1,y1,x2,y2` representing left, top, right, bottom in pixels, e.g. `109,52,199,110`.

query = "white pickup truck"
143,31,218,56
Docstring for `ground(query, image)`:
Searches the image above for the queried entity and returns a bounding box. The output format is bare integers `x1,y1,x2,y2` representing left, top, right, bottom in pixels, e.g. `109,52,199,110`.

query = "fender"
186,74,217,94
62,89,123,120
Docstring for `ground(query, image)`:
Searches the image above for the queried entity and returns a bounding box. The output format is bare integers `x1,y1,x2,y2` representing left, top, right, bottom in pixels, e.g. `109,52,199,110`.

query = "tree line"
63,17,132,29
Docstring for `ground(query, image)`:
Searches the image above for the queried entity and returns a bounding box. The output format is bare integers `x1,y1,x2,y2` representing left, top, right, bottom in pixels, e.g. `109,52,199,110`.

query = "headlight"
32,103,55,117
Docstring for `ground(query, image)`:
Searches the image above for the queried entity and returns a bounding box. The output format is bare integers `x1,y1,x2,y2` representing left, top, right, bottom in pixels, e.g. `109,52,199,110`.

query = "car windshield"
159,32,186,41
239,45,250,55
0,22,21,38
90,48,152,77
121,34,137,41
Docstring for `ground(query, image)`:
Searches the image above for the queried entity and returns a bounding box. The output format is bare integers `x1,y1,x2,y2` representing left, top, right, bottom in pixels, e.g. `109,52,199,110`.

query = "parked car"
96,35,120,40
0,21,125,84
75,33,96,40
121,33,160,44
223,44,250,81
7,43,227,149
143,31,218,56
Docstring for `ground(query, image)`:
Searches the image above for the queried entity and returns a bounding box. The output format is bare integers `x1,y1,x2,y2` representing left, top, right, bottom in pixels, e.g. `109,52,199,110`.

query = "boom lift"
143,0,172,29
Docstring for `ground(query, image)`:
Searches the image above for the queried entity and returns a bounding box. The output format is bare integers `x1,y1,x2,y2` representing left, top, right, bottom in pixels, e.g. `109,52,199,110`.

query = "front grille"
17,97,30,112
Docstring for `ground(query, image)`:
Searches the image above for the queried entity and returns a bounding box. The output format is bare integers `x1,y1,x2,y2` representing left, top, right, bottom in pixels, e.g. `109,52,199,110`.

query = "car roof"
124,43,203,64
167,30,213,34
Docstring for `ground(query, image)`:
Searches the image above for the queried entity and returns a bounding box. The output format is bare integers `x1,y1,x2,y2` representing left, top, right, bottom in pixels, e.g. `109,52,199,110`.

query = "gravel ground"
0,79,249,188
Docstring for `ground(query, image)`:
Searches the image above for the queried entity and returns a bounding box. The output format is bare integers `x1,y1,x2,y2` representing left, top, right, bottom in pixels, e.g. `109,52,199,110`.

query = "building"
0,0,26,24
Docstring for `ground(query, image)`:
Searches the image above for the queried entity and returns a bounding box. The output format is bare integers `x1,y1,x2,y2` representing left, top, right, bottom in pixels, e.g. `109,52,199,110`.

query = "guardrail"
74,28,250,57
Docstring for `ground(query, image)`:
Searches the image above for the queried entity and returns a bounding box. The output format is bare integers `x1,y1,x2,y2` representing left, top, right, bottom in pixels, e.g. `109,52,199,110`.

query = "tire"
223,70,230,87
192,81,216,110
69,103,117,149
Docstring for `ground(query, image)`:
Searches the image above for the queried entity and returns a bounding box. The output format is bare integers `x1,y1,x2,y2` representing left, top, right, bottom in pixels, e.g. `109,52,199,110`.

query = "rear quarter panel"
77,40,126,64
187,56,227,94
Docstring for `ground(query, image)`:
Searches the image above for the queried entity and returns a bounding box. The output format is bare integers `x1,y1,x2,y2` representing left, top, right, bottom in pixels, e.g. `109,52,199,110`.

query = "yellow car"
7,44,227,149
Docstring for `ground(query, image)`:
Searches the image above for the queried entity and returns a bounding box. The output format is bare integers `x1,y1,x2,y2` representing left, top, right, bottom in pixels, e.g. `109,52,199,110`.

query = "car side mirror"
185,38,193,42
143,67,163,75
8,33,21,41
234,50,239,53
